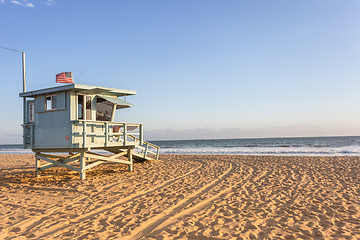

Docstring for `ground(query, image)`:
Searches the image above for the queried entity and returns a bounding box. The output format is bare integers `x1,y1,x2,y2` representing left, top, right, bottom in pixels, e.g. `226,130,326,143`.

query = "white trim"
85,95,92,120
77,94,93,120
45,94,56,111
77,94,85,120
20,84,136,98
29,103,35,122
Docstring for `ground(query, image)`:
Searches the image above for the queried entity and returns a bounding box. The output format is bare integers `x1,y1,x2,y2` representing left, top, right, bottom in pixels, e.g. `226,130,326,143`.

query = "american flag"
56,72,73,83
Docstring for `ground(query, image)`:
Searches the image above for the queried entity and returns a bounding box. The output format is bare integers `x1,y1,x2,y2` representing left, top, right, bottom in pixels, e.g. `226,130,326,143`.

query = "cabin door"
24,100,35,148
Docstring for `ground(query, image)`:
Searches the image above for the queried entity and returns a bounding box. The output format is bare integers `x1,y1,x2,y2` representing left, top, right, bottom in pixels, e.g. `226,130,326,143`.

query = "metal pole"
2,47,27,148
22,52,26,148
1,47,26,92
22,51,26,92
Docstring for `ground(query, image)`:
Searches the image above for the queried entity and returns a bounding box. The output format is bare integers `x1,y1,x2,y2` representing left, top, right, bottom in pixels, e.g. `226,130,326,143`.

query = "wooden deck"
32,120,160,180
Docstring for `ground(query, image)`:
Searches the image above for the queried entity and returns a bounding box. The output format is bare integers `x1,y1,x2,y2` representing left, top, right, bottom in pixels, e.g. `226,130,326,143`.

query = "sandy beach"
0,154,359,239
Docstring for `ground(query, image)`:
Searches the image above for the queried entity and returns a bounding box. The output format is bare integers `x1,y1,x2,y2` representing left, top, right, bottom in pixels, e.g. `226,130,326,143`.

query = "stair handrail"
128,134,159,149
128,134,160,160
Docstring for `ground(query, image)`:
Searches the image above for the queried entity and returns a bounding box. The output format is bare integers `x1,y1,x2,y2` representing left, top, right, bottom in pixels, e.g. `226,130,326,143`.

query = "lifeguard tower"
19,83,160,180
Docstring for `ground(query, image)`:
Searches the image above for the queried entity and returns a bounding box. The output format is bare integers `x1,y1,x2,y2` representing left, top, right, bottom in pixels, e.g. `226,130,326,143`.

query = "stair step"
105,148,153,161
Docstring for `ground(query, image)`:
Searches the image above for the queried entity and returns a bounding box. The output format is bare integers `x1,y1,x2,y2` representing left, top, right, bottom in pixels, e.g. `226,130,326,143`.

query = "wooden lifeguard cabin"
19,83,160,180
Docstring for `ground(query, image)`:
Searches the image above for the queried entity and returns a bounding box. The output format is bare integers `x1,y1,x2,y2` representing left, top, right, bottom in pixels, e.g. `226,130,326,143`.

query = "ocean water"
2,136,360,156
152,136,360,156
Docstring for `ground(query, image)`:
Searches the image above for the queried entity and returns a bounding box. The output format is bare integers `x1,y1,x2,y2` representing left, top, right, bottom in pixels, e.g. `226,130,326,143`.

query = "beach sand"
0,154,359,239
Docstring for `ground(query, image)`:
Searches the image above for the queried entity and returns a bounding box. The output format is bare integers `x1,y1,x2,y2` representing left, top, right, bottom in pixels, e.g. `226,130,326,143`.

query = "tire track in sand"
123,162,236,240
144,163,270,239
146,160,306,239
34,160,207,238
78,159,207,216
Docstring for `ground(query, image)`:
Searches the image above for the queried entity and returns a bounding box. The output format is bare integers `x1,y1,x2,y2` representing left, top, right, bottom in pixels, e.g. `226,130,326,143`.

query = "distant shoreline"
2,134,360,145
1,136,360,156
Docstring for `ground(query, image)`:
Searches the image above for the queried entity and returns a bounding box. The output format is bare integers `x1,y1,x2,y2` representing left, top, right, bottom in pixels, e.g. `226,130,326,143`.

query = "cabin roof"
19,84,136,97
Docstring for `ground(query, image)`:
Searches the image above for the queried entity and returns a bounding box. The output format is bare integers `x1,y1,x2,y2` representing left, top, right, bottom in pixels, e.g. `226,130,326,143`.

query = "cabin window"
78,94,93,120
46,95,56,110
29,103,35,122
96,98,114,121
78,95,84,119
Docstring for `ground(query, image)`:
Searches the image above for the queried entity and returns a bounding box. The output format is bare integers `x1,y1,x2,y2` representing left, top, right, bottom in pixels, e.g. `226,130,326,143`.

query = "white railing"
128,135,160,160
71,120,144,148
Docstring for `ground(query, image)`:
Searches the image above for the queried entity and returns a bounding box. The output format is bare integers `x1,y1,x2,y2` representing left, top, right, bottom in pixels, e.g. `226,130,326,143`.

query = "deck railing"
71,120,160,160
71,120,144,148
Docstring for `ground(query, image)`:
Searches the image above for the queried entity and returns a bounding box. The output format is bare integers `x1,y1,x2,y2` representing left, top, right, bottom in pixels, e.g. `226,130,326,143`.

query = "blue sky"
1,0,360,143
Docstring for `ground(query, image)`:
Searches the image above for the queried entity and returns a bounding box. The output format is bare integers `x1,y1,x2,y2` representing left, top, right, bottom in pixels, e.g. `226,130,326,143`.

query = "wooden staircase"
109,134,160,161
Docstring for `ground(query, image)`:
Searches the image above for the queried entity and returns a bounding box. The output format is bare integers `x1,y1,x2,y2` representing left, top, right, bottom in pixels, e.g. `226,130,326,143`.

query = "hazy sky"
1,0,360,143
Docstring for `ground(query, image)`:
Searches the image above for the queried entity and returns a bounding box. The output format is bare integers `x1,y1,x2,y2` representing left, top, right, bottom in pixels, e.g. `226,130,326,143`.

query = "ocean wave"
2,137,360,156
160,146,360,156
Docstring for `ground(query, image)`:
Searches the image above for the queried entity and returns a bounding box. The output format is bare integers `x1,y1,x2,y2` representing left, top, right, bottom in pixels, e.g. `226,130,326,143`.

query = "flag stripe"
56,72,74,83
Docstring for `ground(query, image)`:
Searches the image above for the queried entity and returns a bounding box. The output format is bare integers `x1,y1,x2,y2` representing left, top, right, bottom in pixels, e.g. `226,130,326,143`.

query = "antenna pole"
2,47,27,148
1,47,26,92
21,51,26,148
22,51,26,93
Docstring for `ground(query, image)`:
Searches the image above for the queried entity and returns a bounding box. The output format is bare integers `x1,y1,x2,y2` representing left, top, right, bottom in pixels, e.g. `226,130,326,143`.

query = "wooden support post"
123,123,127,146
156,147,160,160
35,155,40,177
80,152,86,180
105,122,108,147
83,121,87,148
128,148,133,172
139,124,144,145
144,143,149,159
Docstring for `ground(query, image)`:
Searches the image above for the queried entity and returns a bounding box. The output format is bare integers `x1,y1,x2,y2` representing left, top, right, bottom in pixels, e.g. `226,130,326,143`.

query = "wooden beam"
107,158,131,165
39,157,80,171
38,153,81,162
84,160,106,170
83,152,131,165
36,154,81,173
32,148,87,153
84,150,128,160
109,151,128,159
